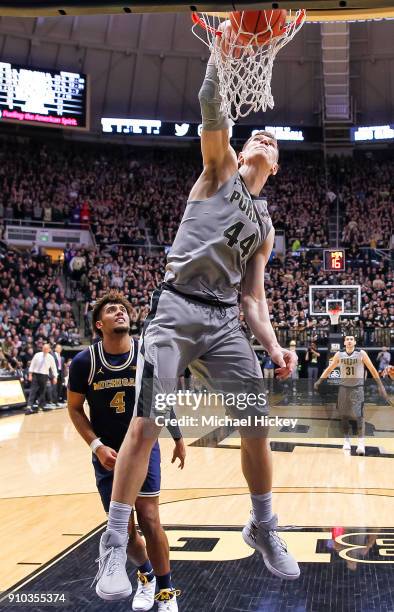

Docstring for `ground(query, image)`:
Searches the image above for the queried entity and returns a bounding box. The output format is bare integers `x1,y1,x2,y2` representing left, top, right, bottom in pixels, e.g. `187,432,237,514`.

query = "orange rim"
191,9,306,41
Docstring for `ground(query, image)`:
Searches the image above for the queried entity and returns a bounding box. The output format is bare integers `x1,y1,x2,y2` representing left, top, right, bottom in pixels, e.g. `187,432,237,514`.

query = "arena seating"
0,245,79,380
0,139,392,375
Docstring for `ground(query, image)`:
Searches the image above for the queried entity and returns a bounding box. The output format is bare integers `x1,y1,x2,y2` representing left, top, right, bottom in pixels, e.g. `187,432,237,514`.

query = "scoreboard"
323,249,345,272
0,62,89,130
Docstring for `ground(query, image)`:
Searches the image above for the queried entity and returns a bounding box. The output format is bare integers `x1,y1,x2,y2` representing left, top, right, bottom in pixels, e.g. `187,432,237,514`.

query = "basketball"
230,9,287,46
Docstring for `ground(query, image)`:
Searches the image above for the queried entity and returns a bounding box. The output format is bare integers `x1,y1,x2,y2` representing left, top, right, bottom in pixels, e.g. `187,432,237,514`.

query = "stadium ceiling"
0,0,394,17
0,10,393,132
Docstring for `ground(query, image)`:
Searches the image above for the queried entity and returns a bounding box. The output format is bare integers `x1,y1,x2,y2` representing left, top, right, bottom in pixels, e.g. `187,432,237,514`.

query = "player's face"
344,336,356,351
239,134,279,175
99,303,130,336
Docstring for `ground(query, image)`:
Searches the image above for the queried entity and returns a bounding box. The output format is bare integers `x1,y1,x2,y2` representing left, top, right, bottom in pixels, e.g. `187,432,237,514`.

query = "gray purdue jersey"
339,350,365,387
164,172,273,304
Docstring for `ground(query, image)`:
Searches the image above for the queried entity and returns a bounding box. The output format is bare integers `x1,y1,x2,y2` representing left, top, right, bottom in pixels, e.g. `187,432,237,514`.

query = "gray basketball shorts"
337,385,364,419
134,286,269,420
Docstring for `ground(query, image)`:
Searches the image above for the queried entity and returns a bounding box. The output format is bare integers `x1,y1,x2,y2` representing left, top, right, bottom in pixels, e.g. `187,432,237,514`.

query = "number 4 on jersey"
110,391,126,413
223,222,256,258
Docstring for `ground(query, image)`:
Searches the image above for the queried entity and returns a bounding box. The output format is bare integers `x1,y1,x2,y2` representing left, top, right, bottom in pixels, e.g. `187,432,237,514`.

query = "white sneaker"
132,572,156,611
154,588,180,611
242,513,300,580
343,437,351,452
356,440,365,456
93,529,132,601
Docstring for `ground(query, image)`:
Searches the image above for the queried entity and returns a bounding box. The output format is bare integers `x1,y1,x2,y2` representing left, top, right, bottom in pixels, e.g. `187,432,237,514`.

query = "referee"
25,343,57,414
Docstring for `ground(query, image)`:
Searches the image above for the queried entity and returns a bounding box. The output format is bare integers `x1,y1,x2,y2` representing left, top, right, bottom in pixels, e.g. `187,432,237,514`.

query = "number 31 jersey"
68,339,137,451
338,350,365,387
164,172,273,305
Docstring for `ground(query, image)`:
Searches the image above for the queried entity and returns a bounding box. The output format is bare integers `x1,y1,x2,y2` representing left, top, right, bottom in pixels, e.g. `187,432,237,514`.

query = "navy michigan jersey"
69,339,137,451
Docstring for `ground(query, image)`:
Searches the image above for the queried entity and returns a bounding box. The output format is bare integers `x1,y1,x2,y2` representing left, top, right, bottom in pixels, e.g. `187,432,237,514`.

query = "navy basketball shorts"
92,441,161,513
134,286,269,421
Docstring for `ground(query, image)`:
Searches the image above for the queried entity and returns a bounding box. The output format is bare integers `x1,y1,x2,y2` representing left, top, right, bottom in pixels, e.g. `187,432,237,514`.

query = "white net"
192,10,306,121
328,309,341,326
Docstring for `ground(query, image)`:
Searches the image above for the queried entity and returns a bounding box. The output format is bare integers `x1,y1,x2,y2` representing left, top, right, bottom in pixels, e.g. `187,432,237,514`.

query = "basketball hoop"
191,9,306,121
328,307,342,326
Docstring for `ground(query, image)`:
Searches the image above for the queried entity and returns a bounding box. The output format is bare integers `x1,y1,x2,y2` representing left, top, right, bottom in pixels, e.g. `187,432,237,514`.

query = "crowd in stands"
266,247,393,346
0,139,392,390
1,141,392,250
73,243,392,346
332,155,393,248
0,141,333,249
0,245,79,384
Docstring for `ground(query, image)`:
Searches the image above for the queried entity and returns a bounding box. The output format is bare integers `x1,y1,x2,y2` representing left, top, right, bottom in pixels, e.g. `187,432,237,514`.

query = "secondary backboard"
309,285,361,317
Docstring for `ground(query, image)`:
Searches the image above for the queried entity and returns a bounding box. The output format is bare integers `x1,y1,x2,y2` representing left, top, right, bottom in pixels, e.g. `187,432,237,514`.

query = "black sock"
156,572,173,591
138,560,154,582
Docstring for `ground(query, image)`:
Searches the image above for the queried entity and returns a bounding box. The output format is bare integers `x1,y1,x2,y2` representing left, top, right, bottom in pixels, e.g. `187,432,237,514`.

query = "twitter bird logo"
175,123,190,137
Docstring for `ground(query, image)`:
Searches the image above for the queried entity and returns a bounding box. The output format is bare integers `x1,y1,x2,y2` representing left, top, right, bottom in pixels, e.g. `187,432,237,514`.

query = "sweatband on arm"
166,407,182,441
90,438,104,454
198,62,233,131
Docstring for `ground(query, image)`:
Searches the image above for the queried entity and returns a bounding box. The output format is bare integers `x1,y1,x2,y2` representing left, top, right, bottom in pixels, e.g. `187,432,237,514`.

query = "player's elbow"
241,296,261,327
241,292,263,312
241,293,254,314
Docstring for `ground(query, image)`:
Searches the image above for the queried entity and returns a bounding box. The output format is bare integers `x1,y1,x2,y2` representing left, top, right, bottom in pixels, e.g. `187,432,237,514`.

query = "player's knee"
135,499,161,537
239,426,270,441
129,417,159,448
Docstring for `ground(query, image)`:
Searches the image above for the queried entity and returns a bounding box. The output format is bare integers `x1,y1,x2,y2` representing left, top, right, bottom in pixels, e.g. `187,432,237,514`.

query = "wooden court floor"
1,404,394,596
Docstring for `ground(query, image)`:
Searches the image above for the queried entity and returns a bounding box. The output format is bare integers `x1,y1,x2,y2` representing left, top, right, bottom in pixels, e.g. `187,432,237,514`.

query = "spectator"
25,343,57,414
305,341,320,391
52,343,66,405
377,347,391,374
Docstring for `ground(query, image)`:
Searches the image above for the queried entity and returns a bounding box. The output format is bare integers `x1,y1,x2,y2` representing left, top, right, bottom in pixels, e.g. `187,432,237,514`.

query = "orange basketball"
230,9,287,46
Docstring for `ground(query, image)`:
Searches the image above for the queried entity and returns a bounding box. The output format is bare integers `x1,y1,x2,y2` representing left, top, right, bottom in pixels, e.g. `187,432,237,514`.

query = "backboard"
309,285,361,317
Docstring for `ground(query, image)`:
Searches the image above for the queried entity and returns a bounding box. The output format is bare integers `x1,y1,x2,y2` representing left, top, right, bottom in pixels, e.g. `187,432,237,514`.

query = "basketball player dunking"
315,335,390,455
92,34,300,606
68,293,185,610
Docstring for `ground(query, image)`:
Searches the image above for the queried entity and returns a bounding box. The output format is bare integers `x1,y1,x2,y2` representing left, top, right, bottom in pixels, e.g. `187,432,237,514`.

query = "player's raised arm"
193,27,238,192
241,227,296,379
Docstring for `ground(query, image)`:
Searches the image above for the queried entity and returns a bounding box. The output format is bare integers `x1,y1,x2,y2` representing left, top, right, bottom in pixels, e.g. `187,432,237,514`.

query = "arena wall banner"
5,225,94,248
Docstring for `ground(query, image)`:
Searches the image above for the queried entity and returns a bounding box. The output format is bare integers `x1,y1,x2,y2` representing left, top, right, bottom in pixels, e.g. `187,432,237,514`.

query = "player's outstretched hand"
382,366,394,380
270,347,297,380
377,383,393,406
96,445,118,471
172,438,186,469
314,380,321,393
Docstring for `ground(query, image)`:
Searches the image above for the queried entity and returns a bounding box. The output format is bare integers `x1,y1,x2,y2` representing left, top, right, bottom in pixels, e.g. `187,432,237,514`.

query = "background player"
315,335,390,455
92,23,299,605
68,292,185,610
